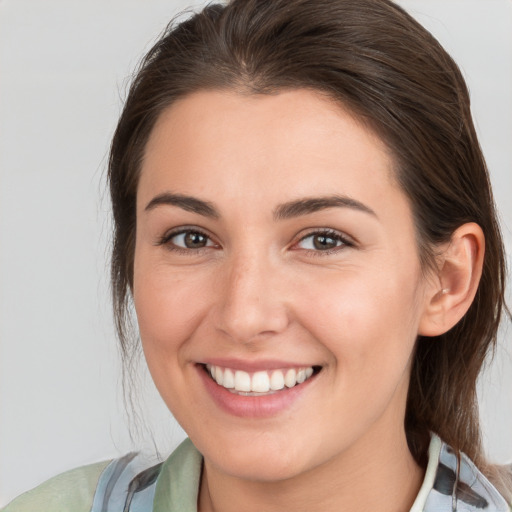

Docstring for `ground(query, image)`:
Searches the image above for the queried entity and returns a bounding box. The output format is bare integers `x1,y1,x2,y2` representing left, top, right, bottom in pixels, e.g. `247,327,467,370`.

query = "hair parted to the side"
108,0,510,495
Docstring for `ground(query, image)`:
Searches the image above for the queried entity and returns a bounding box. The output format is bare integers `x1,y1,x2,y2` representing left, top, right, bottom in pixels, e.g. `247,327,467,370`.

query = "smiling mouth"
202,364,322,396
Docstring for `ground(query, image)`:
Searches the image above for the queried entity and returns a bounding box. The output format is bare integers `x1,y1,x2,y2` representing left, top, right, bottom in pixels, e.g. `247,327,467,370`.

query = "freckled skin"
133,89,431,511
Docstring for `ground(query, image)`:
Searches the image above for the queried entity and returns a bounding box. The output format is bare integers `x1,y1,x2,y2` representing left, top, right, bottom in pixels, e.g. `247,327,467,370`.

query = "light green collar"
153,438,202,512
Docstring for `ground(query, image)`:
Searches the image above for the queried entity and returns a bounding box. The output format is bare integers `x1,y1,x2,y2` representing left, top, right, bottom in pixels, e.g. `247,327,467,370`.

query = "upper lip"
199,358,320,372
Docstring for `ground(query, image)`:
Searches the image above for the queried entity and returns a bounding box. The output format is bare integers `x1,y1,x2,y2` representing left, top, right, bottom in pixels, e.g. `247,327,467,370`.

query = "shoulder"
1,460,110,512
95,439,203,512
1,440,202,512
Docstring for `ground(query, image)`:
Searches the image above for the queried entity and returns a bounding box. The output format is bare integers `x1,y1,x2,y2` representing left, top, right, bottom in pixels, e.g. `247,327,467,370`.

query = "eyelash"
293,229,354,256
157,227,216,255
156,227,354,255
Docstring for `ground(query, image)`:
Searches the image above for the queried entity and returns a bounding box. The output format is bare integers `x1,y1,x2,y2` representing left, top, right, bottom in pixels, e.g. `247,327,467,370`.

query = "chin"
198,433,313,482
211,452,305,482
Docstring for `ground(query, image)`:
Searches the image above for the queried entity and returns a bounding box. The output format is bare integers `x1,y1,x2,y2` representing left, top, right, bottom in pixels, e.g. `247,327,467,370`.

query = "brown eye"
296,230,350,252
183,231,208,248
166,230,214,250
312,234,338,250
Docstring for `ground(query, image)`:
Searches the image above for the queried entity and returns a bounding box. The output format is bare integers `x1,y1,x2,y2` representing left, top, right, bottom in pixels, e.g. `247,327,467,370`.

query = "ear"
418,223,485,337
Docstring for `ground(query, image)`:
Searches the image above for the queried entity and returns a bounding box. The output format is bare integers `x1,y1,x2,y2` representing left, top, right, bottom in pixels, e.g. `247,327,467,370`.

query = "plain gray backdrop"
1,0,511,506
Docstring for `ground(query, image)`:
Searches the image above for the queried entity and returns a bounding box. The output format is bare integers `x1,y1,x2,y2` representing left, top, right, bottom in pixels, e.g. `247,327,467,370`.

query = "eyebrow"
144,192,376,220
145,193,219,218
273,195,377,220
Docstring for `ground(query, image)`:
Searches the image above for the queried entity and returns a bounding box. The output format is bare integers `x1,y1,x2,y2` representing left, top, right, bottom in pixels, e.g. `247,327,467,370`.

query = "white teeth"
223,368,235,389
284,368,297,388
270,370,285,391
234,370,251,392
206,364,317,393
214,366,223,386
252,371,270,392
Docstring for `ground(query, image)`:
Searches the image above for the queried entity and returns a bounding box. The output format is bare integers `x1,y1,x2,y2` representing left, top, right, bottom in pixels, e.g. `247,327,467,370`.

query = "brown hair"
108,0,509,489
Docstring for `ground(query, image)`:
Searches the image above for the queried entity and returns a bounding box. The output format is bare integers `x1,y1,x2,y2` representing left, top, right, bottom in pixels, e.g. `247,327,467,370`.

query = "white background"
0,0,511,506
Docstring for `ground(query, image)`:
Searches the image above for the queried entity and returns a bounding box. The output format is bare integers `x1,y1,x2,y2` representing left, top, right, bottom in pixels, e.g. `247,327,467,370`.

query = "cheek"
295,266,423,371
133,256,211,361
298,272,423,433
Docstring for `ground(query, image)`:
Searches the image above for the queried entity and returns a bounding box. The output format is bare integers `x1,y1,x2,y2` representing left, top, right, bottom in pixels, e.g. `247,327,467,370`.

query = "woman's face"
134,89,432,481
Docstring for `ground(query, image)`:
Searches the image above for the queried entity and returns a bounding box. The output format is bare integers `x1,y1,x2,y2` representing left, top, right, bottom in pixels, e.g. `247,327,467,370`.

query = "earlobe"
418,223,485,337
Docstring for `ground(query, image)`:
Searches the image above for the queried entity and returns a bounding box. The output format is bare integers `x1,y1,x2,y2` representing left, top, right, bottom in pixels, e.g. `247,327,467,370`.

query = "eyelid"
156,226,219,250
292,228,355,253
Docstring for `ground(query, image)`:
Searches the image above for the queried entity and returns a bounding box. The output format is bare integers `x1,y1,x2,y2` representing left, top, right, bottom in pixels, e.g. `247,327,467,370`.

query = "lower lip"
197,365,317,418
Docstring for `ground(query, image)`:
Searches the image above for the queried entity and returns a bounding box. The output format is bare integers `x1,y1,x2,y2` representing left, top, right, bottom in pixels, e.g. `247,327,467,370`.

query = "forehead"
138,89,402,217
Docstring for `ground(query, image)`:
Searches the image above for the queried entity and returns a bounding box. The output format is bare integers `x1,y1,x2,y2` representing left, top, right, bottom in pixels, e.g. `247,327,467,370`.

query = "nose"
213,253,290,344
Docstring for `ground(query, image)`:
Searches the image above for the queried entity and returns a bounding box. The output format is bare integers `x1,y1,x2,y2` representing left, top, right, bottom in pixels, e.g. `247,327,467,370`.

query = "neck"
198,426,425,512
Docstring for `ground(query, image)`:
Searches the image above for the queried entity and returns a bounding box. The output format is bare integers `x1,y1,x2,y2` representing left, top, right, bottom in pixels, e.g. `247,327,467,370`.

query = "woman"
3,0,511,511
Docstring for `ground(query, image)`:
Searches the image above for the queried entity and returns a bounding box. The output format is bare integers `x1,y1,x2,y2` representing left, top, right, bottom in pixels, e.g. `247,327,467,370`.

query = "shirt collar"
412,434,509,512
